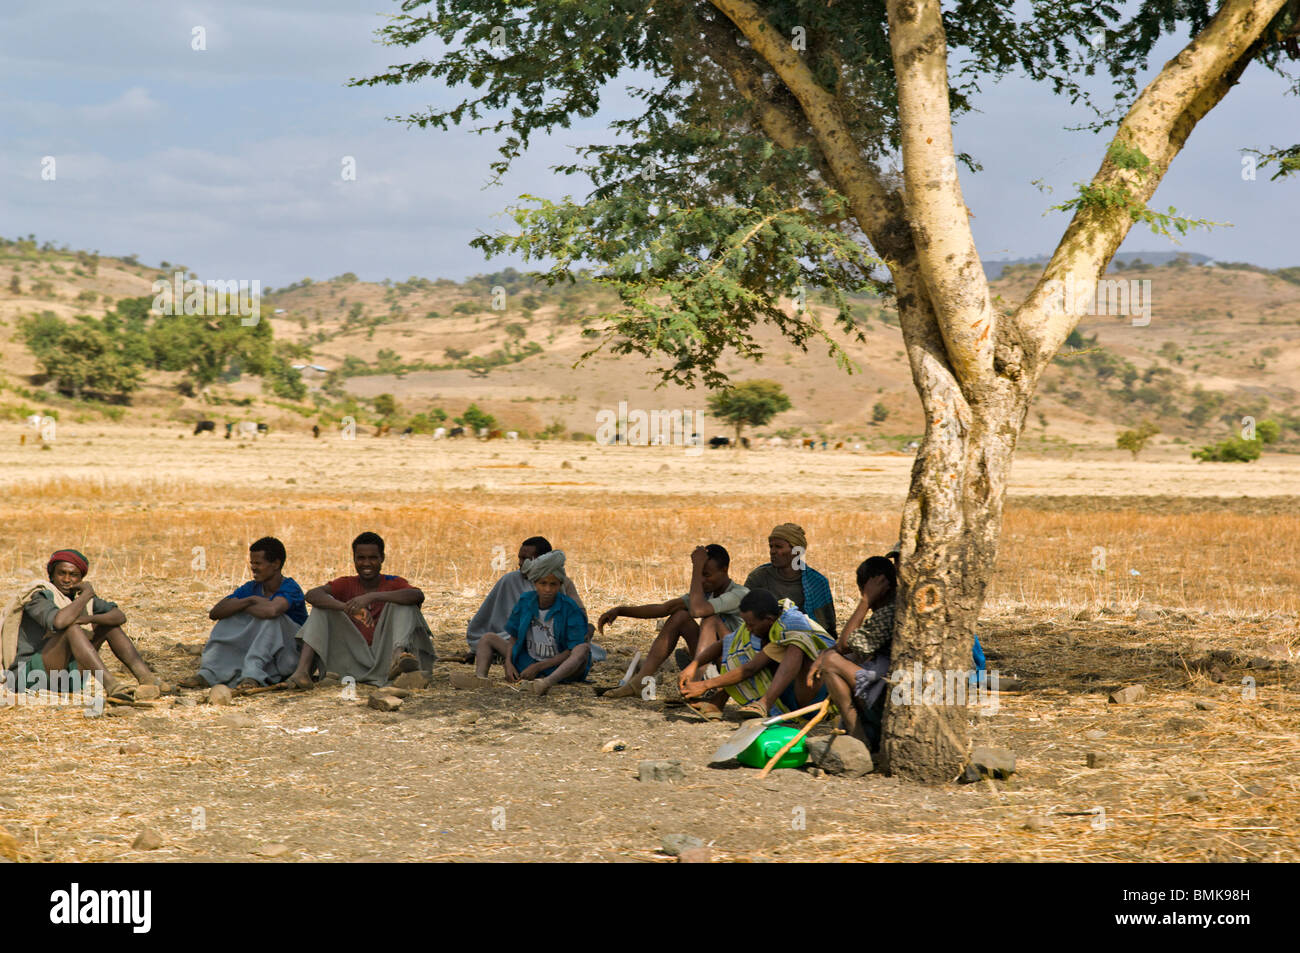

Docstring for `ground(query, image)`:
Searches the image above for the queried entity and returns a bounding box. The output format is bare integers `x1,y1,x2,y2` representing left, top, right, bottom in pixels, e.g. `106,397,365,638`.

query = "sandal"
737,701,767,720
233,678,260,694
388,652,419,681
179,674,210,690
684,701,724,721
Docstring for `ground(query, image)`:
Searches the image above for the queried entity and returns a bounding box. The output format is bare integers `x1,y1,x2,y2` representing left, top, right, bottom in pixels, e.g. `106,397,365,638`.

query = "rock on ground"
208,684,234,706
638,760,685,783
962,746,1016,781
1109,684,1146,704
805,735,873,778
132,829,163,851
661,834,704,856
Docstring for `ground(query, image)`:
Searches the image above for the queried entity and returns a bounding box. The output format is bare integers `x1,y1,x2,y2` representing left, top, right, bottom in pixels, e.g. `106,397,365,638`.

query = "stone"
1185,790,1208,803
1194,700,1218,711
368,693,402,712
638,760,685,783
118,742,143,755
173,642,203,656
959,764,982,784
104,707,132,718
1164,717,1204,733
208,684,234,706
1022,815,1051,831
1135,606,1163,622
135,684,161,701
1084,729,1107,741
678,847,713,863
1108,684,1146,705
967,746,1016,780
255,843,291,858
1086,751,1117,768
805,735,873,778
601,739,627,753
377,687,411,699
393,671,430,690
661,834,705,856
215,713,257,728
132,829,163,851
450,670,488,690
176,696,198,707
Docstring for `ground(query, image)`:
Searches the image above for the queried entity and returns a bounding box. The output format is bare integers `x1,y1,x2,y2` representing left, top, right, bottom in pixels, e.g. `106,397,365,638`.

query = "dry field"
0,427,1296,862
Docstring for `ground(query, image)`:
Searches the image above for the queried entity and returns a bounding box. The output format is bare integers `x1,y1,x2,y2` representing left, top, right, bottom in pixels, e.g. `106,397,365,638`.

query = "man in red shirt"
286,532,436,688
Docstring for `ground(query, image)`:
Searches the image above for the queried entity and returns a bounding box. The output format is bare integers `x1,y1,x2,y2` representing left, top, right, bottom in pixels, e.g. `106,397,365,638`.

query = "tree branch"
885,0,996,396
1018,0,1289,371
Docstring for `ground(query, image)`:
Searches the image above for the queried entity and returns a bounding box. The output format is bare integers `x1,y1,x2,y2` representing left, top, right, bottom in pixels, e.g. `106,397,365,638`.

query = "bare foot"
603,681,639,699
234,678,260,694
529,679,551,696
285,672,314,691
387,652,418,680
179,674,210,690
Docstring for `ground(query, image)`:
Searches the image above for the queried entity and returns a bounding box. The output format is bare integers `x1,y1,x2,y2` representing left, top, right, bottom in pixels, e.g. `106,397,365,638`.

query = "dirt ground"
0,428,1296,862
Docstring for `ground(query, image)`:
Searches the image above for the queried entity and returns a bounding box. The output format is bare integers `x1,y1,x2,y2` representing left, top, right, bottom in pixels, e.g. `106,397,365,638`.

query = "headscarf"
522,549,566,583
768,523,807,551
47,548,89,578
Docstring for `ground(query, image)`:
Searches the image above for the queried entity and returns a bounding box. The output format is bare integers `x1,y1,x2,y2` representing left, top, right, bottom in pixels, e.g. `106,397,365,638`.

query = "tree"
706,379,791,443
872,402,890,424
460,402,496,432
374,393,400,419
1116,421,1160,459
356,1,1300,782
19,316,142,401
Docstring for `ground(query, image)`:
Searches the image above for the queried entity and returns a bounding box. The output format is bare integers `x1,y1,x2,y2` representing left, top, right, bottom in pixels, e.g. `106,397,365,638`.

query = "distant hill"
983,251,1213,280
2,236,1298,452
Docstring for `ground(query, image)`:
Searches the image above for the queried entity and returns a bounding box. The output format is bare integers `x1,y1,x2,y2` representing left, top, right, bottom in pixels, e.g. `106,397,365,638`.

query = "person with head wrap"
2,548,164,698
470,550,590,695
463,535,593,662
742,523,836,635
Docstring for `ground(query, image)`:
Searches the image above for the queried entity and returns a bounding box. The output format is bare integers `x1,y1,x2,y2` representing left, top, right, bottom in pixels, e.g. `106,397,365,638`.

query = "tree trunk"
881,309,1033,783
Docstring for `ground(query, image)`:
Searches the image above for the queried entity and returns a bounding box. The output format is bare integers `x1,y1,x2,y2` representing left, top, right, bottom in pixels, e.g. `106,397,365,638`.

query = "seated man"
2,548,164,699
465,535,592,662
285,531,436,689
182,536,304,692
472,551,590,696
599,544,747,700
681,589,833,719
744,523,836,636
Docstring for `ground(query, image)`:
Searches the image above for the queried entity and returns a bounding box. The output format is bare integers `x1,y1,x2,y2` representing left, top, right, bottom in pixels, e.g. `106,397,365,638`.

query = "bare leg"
607,611,698,699
694,616,730,712
91,624,156,684
42,625,119,694
475,632,512,679
531,644,590,696
286,643,316,690
759,649,819,713
818,652,869,743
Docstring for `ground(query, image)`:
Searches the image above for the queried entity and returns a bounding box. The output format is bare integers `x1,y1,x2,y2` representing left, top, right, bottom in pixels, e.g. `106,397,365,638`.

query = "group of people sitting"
2,523,969,752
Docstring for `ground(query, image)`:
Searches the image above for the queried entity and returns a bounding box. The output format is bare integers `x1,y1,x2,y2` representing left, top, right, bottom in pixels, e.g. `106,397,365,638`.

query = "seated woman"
807,554,897,750
181,537,304,692
680,588,833,719
472,551,590,696
2,548,164,700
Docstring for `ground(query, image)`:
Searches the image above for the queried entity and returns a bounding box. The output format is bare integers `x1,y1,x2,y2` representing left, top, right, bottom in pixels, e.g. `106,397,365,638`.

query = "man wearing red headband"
2,549,163,698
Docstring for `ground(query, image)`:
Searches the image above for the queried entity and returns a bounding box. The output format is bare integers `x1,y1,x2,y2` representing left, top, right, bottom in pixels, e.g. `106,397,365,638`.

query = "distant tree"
1193,436,1262,462
20,317,142,401
374,393,400,419
872,402,890,424
8,274,19,295
707,379,792,444
1116,421,1160,459
460,402,496,432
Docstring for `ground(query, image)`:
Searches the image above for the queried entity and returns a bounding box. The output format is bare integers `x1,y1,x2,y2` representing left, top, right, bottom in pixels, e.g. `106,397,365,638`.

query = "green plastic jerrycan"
737,724,808,770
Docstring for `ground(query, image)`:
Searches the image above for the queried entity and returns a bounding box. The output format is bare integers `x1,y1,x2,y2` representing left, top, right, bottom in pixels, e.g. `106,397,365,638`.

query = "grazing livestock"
374,424,391,438
448,426,466,438
432,427,447,439
400,426,414,439
802,438,817,450
487,429,504,440
834,441,844,450
506,431,518,440
226,421,265,440
312,424,321,438
709,436,731,449
193,420,216,436
477,427,489,438
25,414,42,430
740,436,750,450
257,423,269,436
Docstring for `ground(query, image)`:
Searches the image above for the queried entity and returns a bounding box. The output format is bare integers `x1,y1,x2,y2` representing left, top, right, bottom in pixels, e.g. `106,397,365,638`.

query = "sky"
2,0,1297,288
